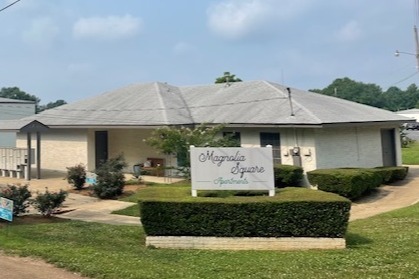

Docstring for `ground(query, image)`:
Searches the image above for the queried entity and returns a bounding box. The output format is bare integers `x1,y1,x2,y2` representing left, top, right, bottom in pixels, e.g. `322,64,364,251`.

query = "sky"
0,0,418,104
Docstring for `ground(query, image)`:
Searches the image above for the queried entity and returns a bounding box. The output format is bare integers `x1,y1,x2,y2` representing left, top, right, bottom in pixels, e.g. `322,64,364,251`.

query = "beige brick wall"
17,129,88,171
146,236,346,250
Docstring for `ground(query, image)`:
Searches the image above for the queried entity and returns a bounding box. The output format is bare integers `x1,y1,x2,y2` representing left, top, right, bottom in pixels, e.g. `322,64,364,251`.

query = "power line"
0,0,21,13
390,71,419,87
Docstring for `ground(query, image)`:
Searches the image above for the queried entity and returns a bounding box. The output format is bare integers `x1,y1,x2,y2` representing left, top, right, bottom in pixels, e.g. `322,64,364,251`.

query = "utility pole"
414,25,419,70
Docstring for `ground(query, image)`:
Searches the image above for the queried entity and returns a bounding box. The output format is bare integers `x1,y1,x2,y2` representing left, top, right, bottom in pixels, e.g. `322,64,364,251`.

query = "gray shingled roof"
1,80,410,129
0,97,35,104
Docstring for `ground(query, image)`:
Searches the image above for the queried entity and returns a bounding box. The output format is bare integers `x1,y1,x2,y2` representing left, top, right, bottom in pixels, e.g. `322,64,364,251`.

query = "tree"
145,124,240,172
0,87,40,105
310,77,385,108
38,99,67,113
215,71,242,84
383,86,405,111
0,86,67,113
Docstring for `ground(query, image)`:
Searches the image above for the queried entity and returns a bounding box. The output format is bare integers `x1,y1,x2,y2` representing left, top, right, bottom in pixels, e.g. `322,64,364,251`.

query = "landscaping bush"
375,166,409,183
32,189,68,217
274,164,303,187
0,184,32,216
66,163,86,190
140,188,350,238
93,154,127,199
307,169,382,200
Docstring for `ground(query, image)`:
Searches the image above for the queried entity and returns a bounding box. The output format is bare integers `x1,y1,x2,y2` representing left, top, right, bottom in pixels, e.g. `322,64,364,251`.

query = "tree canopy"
215,71,242,84
0,86,67,113
0,87,40,104
310,77,419,112
145,124,240,169
38,99,67,113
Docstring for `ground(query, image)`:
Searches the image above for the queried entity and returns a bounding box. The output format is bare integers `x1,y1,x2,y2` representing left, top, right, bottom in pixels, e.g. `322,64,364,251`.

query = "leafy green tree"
311,77,385,108
404,84,419,109
383,86,405,111
0,86,67,113
145,124,240,170
38,99,67,113
215,71,242,84
0,87,40,104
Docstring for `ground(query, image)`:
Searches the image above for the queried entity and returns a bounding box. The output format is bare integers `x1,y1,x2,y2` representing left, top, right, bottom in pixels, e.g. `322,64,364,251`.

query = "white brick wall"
314,127,383,169
146,236,346,250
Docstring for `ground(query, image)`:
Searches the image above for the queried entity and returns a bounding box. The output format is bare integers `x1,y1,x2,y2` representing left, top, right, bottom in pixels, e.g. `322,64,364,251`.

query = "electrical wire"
0,0,21,13
389,71,419,87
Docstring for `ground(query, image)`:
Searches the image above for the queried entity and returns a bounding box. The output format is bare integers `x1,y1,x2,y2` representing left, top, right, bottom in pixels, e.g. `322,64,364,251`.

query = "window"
260,132,281,164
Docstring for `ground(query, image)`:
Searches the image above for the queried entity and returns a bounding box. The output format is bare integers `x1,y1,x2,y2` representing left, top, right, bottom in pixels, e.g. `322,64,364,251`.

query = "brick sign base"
146,236,346,250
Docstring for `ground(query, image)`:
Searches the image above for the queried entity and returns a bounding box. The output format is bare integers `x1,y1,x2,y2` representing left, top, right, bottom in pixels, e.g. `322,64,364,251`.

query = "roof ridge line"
263,81,323,123
154,82,169,124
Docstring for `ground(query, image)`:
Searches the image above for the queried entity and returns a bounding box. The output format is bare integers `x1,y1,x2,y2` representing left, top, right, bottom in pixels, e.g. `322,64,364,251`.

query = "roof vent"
287,87,295,116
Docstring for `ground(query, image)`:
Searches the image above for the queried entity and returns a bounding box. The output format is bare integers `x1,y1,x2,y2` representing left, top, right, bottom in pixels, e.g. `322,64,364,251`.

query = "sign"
0,197,13,222
86,172,97,185
190,146,275,196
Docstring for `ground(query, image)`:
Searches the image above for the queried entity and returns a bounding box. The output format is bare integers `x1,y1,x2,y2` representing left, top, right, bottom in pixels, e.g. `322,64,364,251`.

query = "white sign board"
190,146,275,196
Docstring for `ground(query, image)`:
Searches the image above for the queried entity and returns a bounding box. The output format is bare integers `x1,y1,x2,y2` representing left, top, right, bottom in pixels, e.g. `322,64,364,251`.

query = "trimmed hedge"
140,188,350,238
375,166,409,183
274,164,304,187
307,166,409,200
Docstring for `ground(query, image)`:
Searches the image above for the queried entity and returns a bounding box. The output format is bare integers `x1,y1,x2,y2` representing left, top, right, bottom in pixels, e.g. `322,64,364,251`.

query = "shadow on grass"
345,232,372,248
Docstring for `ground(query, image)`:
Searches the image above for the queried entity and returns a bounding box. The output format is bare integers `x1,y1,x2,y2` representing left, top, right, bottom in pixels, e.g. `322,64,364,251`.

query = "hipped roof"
0,80,411,129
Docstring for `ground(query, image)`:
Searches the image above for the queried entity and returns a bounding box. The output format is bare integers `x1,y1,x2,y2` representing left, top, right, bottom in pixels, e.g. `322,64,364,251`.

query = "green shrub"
32,188,68,217
140,188,350,238
274,164,303,187
375,166,409,183
66,163,86,190
93,154,127,199
0,184,32,216
307,169,382,200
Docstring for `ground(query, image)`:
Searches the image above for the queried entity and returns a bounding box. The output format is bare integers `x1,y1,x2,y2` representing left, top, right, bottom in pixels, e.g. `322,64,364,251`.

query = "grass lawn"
402,141,419,165
1,202,419,278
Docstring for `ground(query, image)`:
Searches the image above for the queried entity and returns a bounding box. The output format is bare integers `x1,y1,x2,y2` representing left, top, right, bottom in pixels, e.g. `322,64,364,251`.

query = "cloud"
21,17,60,48
73,14,142,40
336,20,362,42
207,0,312,40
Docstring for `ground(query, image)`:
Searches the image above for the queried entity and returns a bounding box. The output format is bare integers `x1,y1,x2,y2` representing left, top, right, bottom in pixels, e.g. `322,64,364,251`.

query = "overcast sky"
0,0,417,103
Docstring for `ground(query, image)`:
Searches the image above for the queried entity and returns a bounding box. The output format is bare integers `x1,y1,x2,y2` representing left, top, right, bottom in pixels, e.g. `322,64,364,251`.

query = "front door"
381,129,396,166
95,131,108,169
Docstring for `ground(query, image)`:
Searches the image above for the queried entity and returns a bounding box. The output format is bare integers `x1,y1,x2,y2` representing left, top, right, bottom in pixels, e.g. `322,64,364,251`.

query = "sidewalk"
0,170,183,225
350,165,419,220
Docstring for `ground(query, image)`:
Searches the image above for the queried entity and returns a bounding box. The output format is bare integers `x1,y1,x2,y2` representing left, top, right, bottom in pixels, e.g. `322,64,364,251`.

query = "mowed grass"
402,141,419,165
1,203,419,278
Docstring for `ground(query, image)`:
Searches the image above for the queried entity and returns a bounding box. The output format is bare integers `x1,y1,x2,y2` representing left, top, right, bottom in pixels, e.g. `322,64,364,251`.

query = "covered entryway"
0,120,49,180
